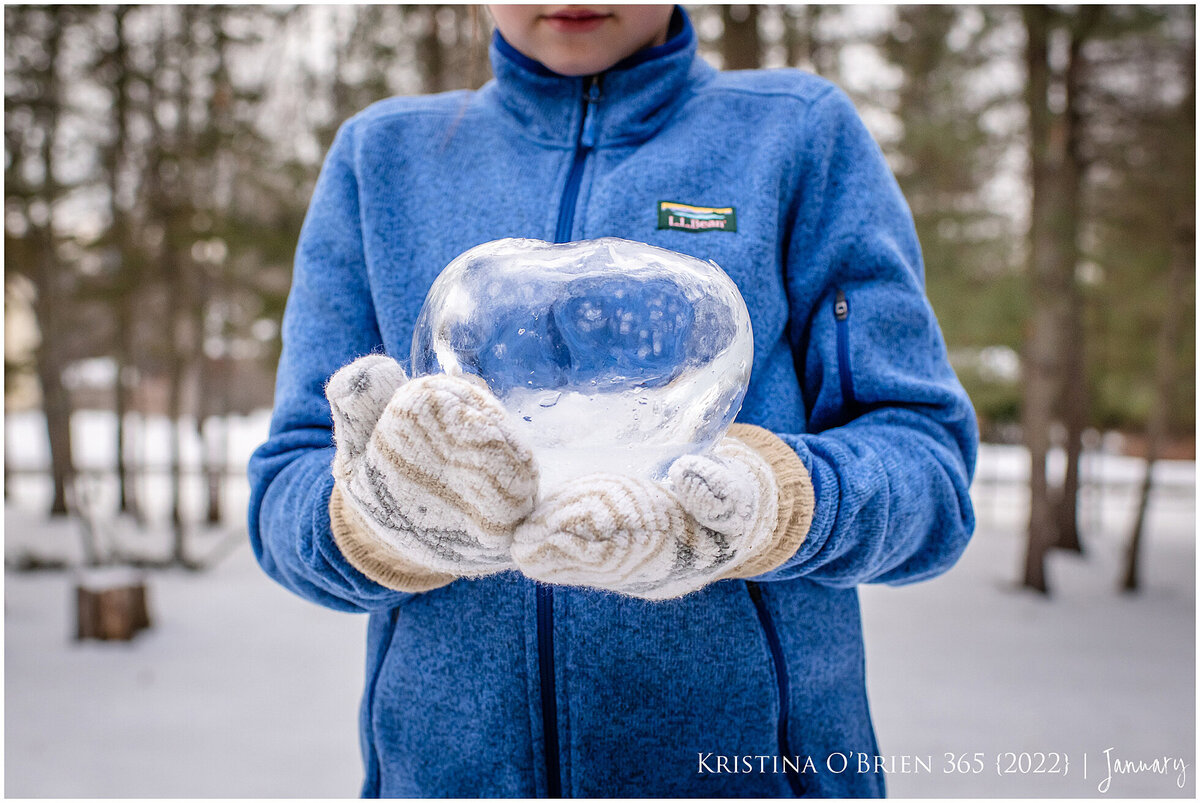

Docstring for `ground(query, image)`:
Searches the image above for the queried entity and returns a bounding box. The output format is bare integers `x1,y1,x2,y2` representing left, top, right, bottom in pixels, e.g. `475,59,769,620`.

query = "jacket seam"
356,108,485,127
781,85,843,364
695,81,838,107
479,106,578,149
347,72,837,151
482,85,580,149
783,84,842,254
490,84,707,150
348,94,480,127
599,84,702,148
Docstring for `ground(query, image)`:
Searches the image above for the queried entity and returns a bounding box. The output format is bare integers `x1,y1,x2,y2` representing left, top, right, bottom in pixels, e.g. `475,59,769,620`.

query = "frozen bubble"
411,237,753,495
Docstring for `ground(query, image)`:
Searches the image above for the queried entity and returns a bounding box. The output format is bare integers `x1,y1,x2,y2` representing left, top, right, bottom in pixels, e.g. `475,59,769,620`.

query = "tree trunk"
107,5,142,522
417,6,447,93
782,6,802,68
204,414,225,526
35,283,76,517
160,5,198,567
1122,39,1195,592
115,344,131,511
76,570,151,641
783,5,837,78
465,6,490,90
1122,222,1189,591
1021,7,1099,589
1052,8,1101,554
26,11,76,517
199,345,229,526
114,314,144,521
721,5,762,70
1055,332,1086,552
166,261,189,562
1020,5,1060,593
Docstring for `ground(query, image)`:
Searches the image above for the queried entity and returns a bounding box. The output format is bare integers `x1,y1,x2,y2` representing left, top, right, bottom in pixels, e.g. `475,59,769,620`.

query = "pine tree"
877,7,1025,437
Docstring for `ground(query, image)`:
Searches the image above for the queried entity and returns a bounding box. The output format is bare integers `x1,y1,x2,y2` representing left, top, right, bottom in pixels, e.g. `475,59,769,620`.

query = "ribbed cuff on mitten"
720,423,815,579
329,483,457,593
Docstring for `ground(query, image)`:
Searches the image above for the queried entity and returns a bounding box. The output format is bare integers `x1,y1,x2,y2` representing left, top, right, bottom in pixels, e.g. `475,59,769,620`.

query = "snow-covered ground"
4,518,367,798
861,473,1195,798
4,411,1195,797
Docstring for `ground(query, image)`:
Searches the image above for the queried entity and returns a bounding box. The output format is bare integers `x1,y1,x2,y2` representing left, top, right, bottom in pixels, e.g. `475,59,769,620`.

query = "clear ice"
411,237,754,495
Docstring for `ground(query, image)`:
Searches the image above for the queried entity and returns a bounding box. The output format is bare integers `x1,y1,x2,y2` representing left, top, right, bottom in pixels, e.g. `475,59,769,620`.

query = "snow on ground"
3,411,1196,797
4,525,367,798
861,475,1195,798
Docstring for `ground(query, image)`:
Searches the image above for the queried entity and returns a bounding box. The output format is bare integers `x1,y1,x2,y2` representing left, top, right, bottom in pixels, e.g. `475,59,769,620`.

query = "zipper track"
554,150,589,244
746,581,804,797
536,73,600,800
834,288,856,412
553,76,600,244
536,584,562,797
362,608,400,797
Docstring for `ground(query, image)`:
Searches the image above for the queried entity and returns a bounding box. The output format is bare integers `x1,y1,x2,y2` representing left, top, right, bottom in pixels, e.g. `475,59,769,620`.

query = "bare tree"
1052,8,1104,555
721,5,762,70
93,5,145,522
1021,6,1097,592
1122,34,1195,592
4,6,78,516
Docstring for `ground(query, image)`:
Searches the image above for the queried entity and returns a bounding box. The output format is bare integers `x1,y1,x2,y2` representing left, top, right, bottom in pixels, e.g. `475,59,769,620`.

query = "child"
248,5,977,797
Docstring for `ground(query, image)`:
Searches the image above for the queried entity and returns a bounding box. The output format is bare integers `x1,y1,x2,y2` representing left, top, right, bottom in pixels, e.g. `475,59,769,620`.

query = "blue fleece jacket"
248,9,977,798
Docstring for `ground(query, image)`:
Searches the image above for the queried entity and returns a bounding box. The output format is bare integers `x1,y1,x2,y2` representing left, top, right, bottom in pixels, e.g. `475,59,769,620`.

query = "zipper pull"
581,75,601,149
834,289,849,321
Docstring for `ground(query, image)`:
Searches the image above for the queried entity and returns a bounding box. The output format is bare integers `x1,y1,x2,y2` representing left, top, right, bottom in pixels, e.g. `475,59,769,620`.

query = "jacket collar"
483,6,712,147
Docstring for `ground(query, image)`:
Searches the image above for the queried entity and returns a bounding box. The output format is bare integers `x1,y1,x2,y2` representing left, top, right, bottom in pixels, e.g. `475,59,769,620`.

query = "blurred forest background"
4,5,1195,594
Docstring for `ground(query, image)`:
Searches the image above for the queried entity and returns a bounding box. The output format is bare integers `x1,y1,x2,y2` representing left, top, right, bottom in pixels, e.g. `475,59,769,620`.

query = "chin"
545,60,605,77
540,49,616,77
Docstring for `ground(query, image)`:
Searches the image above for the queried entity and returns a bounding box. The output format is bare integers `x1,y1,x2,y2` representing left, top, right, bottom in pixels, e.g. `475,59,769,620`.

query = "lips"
543,8,611,34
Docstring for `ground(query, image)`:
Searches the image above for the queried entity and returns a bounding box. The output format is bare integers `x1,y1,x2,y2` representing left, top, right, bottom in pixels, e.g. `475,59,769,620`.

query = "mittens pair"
324,354,813,599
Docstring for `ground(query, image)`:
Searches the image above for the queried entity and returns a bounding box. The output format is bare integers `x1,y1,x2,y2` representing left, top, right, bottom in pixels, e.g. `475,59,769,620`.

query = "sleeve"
246,120,416,613
755,85,979,588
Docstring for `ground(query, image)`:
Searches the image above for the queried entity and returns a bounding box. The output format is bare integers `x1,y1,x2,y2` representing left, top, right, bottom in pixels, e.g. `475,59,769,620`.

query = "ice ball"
411,237,753,495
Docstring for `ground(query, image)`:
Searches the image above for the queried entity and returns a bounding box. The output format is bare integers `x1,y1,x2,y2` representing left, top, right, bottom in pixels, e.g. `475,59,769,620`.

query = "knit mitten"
326,354,540,583
511,426,813,600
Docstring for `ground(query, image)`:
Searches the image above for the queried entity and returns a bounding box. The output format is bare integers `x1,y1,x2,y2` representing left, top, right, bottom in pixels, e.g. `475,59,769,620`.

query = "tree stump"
75,567,151,641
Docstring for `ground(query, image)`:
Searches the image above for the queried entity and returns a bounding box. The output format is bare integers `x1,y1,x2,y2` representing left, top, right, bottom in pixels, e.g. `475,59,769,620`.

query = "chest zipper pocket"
746,581,804,797
833,289,858,415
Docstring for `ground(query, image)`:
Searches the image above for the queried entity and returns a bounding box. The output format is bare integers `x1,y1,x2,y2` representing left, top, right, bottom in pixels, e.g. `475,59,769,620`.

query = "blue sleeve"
247,121,413,613
762,86,978,588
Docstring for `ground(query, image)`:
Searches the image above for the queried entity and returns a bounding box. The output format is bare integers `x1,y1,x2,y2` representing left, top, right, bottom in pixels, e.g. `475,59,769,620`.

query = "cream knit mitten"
327,355,539,578
511,434,787,600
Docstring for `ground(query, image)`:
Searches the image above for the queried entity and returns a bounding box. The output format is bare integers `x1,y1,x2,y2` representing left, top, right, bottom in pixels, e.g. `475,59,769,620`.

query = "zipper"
536,73,601,800
362,609,400,797
833,288,857,411
746,581,804,797
536,583,562,797
554,75,601,243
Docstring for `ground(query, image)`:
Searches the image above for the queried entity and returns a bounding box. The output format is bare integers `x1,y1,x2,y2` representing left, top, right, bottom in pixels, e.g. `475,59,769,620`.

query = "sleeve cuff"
329,483,457,593
722,423,815,578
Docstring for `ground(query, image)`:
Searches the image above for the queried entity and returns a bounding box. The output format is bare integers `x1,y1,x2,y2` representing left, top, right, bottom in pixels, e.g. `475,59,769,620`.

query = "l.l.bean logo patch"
657,201,737,233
